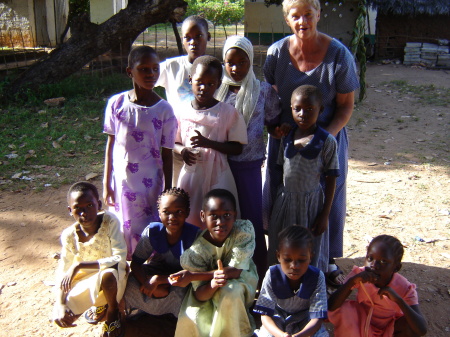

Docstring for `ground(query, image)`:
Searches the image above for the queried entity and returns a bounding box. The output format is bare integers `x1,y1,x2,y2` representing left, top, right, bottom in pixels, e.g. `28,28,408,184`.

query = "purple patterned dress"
103,91,177,259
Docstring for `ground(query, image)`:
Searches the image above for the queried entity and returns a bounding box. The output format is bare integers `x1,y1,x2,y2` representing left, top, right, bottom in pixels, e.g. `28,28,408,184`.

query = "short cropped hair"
191,55,223,80
292,84,323,105
282,0,321,17
202,188,236,211
67,181,99,203
128,45,158,68
182,15,209,33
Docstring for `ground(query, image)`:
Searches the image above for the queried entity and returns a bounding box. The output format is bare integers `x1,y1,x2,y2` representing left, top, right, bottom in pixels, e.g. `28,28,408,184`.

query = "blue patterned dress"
254,265,328,337
263,37,359,258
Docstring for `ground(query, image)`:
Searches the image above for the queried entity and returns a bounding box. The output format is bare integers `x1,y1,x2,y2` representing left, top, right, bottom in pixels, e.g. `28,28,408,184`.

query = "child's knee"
217,281,245,302
101,269,118,290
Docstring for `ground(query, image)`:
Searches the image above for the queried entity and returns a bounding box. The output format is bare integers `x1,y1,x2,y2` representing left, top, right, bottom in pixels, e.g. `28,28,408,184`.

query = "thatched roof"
367,0,450,16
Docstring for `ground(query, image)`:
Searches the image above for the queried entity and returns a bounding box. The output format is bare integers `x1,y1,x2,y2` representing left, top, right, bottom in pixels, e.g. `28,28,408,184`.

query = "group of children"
52,14,427,337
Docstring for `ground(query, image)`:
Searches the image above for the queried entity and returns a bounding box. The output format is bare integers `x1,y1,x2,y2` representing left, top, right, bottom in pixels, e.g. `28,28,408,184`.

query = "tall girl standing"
103,46,178,259
215,35,282,281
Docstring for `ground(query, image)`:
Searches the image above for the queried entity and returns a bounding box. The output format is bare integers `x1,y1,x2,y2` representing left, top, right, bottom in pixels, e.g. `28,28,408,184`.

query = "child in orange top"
328,235,427,337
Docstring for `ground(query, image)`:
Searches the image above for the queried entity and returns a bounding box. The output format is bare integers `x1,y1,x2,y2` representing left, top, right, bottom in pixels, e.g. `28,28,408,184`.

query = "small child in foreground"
53,182,128,337
170,188,258,337
254,225,328,337
328,235,427,337
124,188,199,317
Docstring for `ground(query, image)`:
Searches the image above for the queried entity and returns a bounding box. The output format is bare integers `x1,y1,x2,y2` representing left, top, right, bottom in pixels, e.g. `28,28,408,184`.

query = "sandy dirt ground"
0,63,449,337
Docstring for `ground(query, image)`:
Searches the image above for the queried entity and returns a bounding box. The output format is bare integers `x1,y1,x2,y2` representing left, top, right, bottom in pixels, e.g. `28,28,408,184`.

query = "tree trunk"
10,0,187,94
171,20,183,56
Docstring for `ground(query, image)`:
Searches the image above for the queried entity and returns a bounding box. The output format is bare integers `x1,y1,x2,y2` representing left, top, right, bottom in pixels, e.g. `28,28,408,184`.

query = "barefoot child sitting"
328,235,427,337
170,188,258,337
53,182,128,337
254,225,328,337
124,188,199,317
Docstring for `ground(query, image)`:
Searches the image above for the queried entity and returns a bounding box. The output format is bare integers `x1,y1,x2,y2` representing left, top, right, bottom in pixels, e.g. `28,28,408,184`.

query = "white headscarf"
215,35,260,126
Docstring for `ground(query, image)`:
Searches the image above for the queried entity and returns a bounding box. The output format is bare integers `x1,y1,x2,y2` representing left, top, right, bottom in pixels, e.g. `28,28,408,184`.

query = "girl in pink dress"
328,235,427,337
174,55,247,228
103,46,177,259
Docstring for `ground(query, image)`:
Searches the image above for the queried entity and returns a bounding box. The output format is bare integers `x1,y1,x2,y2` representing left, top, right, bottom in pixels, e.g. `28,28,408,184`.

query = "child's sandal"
84,304,108,324
102,318,124,337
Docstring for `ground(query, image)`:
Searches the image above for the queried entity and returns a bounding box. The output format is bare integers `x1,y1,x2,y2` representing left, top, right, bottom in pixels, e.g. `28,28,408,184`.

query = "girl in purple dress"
103,46,178,259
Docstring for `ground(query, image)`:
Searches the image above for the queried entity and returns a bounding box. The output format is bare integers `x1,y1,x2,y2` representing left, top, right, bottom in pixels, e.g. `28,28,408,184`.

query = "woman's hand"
169,270,192,287
190,130,212,149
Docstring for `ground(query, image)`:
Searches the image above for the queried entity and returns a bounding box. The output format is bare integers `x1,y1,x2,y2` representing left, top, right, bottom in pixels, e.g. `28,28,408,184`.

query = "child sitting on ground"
328,235,427,337
53,182,128,337
174,56,247,228
156,15,211,186
170,189,258,337
254,225,328,337
124,188,199,317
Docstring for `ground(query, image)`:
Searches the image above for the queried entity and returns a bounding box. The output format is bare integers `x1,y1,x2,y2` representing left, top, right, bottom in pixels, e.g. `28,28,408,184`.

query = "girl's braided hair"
157,187,190,211
278,225,314,253
368,235,404,264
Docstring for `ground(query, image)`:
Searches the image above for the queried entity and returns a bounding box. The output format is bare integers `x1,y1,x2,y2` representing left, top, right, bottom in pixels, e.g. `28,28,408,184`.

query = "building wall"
90,0,127,24
244,0,360,47
0,0,34,47
375,14,450,59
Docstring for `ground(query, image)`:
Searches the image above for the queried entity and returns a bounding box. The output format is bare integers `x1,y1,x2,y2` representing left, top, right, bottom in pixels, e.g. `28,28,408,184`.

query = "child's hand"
60,265,78,295
211,260,227,288
272,123,292,139
354,267,379,285
103,186,115,207
169,270,192,287
181,147,198,166
140,280,158,298
222,266,242,280
378,286,400,302
311,212,328,236
190,130,212,149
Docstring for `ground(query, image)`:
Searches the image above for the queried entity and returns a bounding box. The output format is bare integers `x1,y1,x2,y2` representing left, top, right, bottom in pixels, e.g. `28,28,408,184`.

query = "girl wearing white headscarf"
216,36,282,283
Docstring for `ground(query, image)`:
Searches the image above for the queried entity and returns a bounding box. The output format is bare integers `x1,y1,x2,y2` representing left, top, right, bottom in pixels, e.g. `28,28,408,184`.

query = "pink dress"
176,101,247,228
328,266,418,337
103,91,177,259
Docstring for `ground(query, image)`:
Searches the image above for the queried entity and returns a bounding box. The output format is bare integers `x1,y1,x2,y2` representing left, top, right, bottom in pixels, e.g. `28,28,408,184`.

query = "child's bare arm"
222,266,242,280
378,287,427,336
328,269,378,311
61,261,100,295
261,315,290,337
292,318,323,337
103,134,115,206
312,175,336,236
193,269,228,301
190,130,243,155
161,147,173,189
169,270,215,287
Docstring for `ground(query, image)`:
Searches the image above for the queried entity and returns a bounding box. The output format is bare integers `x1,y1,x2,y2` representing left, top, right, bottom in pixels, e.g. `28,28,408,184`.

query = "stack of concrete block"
403,42,450,67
